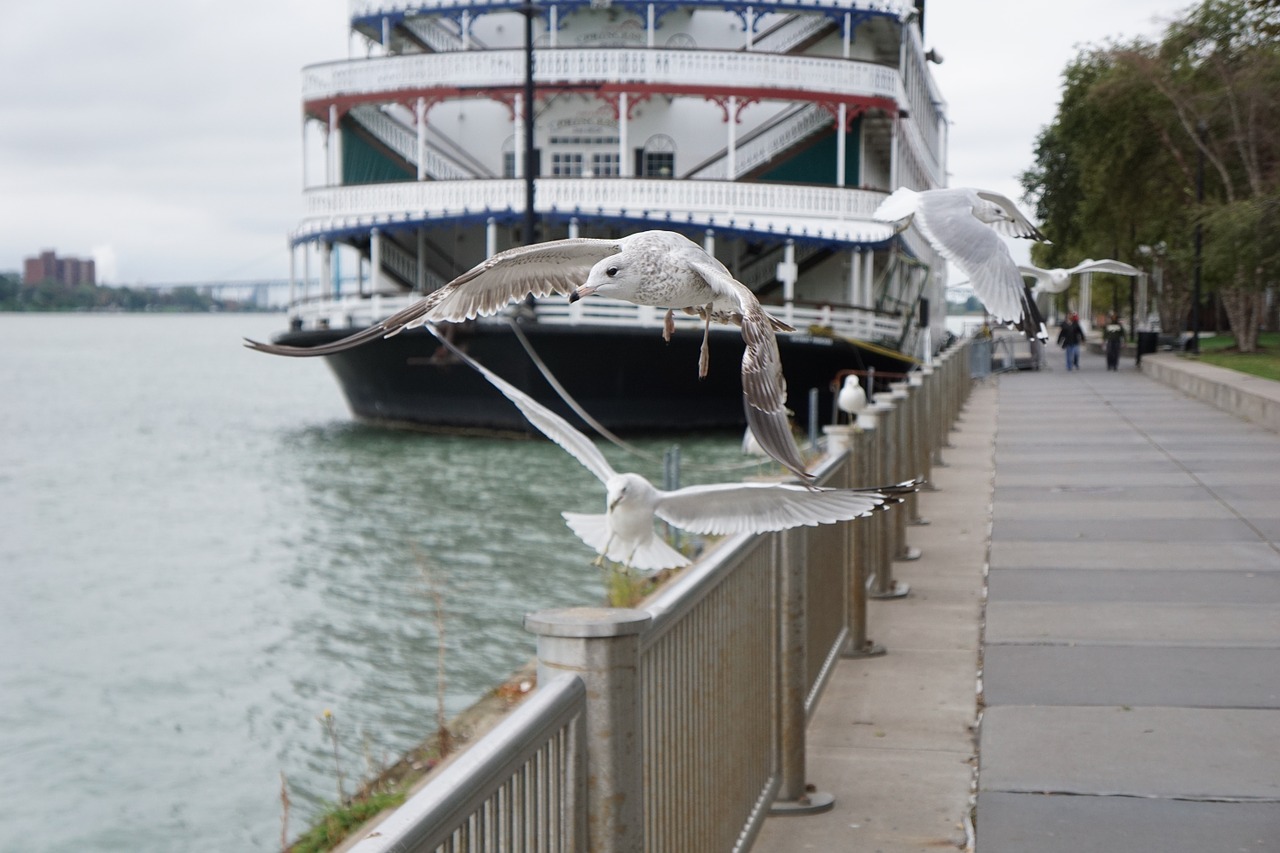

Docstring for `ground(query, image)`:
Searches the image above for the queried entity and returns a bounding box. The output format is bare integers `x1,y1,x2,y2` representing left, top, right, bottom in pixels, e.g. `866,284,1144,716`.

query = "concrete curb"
1140,352,1280,434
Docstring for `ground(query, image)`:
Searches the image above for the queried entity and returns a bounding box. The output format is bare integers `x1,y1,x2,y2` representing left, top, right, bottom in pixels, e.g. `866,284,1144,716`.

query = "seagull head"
973,199,1016,228
606,472,657,514
570,254,633,303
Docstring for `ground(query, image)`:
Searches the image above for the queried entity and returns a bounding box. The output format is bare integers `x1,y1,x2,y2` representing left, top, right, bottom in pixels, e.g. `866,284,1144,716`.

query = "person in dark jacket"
1103,313,1126,371
1057,313,1086,371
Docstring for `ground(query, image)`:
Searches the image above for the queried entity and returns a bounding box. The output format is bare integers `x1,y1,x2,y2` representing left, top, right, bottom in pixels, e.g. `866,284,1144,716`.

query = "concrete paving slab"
979,705,1280,800
985,601,1280,647
993,517,1260,542
986,567,1280,603
976,792,1280,853
994,499,1240,520
990,539,1280,571
983,645,1280,708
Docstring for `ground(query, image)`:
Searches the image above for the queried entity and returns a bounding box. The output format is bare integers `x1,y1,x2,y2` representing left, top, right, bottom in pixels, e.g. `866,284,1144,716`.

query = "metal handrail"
345,673,587,853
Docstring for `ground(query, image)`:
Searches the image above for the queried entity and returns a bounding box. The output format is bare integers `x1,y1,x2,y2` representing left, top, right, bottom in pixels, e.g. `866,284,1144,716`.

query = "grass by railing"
1194,332,1280,382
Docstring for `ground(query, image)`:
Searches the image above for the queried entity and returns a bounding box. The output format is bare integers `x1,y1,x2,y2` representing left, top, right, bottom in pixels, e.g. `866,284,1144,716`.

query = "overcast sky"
0,0,1188,285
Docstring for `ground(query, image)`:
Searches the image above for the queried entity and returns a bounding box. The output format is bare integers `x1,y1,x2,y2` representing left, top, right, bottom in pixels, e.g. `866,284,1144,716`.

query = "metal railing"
337,337,976,853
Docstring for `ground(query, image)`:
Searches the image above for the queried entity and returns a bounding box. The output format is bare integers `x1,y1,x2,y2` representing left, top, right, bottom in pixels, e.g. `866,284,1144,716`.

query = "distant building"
23,250,96,287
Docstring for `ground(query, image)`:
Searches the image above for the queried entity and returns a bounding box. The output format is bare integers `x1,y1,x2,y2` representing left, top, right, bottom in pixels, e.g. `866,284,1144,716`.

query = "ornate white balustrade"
297,177,904,244
303,48,901,109
349,0,912,20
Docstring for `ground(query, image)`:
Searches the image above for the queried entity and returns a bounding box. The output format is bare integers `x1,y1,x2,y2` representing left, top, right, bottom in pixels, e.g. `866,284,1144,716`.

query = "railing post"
828,422,887,658
771,529,835,815
526,608,651,853
866,400,909,599
886,384,922,565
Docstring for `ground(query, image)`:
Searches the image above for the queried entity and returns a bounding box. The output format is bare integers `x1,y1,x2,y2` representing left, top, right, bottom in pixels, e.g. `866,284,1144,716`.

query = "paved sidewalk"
752,377,997,852
979,349,1280,852
752,346,1280,853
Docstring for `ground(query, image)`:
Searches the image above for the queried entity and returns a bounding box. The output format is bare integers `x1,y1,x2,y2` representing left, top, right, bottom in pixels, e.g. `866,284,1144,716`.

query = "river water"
0,313,747,852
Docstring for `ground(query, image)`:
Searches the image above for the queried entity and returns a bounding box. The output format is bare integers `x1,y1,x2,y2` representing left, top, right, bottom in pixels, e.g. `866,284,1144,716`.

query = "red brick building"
23,250,96,287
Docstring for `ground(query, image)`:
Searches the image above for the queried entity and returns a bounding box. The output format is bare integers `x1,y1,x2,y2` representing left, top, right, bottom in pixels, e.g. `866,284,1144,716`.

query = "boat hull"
273,322,915,435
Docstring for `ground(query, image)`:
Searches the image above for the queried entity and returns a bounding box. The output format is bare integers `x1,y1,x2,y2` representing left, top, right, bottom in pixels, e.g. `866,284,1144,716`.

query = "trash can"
1136,331,1159,365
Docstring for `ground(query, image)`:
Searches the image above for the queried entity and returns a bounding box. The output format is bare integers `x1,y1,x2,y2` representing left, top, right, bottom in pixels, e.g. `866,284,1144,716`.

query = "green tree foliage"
0,276,256,313
1022,0,1279,351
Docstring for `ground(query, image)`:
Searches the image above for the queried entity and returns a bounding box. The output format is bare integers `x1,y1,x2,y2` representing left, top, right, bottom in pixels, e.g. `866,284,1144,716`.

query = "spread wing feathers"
683,253,810,483
416,237,624,326
974,191,1049,241
652,481,909,535
913,196,1025,325
423,324,619,486
873,187,922,225
1068,258,1142,277
1015,283,1050,342
243,237,622,357
561,512,691,571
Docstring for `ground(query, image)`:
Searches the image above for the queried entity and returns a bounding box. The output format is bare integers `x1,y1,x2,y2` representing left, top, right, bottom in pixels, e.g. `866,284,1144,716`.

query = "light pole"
1192,120,1206,354
521,2,538,246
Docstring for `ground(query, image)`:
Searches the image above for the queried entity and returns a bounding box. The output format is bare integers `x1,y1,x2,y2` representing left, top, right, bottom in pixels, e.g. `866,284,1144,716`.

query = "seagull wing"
913,191,1025,323
975,190,1049,241
1067,258,1142,277
423,325,619,486
872,187,921,226
420,237,624,325
243,237,622,357
1017,265,1053,287
653,482,902,535
684,253,811,483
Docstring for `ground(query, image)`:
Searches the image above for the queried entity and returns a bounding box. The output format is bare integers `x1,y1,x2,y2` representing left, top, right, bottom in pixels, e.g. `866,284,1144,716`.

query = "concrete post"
526,608,651,853
886,386,921,564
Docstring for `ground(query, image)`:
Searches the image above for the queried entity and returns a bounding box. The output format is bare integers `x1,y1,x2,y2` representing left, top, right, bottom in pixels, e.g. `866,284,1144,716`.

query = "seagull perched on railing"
836,375,868,424
1018,259,1141,297
245,230,811,483
874,187,1050,342
422,324,916,571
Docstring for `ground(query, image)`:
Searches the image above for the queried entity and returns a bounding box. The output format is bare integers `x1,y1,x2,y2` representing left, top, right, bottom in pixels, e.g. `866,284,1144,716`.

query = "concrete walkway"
980,350,1280,852
752,346,1280,852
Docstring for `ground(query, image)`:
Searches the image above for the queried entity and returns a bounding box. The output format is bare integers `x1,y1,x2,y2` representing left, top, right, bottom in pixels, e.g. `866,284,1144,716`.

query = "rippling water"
0,313,749,851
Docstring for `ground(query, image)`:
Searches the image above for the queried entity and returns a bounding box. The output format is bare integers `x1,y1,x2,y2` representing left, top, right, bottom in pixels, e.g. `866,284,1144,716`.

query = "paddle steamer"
273,0,949,432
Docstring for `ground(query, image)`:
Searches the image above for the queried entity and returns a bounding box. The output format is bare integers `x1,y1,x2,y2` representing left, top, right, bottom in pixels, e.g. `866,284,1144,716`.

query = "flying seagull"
422,323,915,571
245,229,811,482
1019,259,1141,297
874,187,1050,342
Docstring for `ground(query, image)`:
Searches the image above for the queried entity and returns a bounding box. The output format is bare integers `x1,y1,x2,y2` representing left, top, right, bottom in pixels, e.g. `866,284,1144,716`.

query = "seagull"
836,375,867,424
1018,259,1142,297
245,230,811,483
422,323,915,571
874,187,1050,342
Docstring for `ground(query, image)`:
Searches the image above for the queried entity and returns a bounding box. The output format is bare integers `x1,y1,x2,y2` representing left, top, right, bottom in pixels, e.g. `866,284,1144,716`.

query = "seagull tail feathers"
562,512,690,571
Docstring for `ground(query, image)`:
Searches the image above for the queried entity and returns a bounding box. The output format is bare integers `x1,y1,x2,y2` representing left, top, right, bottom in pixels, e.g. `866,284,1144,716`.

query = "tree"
1022,0,1279,350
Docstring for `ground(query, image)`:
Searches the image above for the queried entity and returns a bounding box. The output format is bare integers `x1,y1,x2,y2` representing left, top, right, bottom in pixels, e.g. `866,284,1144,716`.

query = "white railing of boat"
351,104,474,181
288,292,903,343
338,340,976,853
303,48,901,107
349,0,913,21
300,178,894,234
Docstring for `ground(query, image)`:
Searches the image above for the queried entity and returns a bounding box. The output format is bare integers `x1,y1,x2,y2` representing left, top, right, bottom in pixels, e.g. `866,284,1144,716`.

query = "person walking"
1057,313,1086,371
1103,312,1126,371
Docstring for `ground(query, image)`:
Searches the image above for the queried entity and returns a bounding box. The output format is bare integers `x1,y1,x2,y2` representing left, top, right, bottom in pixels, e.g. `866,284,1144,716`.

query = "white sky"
0,0,1187,284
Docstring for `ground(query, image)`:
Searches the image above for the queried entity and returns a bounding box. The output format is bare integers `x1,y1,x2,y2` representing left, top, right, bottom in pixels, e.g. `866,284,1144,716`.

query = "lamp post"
1192,120,1206,354
521,2,538,246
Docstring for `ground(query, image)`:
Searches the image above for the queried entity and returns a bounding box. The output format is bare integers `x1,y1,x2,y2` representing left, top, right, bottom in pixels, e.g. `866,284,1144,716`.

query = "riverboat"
271,0,949,433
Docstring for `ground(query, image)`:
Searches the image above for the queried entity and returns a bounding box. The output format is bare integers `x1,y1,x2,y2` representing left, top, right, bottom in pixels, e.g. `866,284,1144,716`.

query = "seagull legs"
663,309,676,342
698,303,713,378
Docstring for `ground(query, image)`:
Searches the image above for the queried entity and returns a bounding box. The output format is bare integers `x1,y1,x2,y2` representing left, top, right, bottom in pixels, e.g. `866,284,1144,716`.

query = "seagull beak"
570,284,597,303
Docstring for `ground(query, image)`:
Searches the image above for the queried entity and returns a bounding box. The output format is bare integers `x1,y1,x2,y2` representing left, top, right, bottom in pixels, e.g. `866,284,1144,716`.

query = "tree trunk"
1219,280,1265,353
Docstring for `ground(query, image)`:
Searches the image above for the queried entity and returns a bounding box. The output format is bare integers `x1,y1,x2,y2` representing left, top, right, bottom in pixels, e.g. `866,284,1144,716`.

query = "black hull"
275,322,917,435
